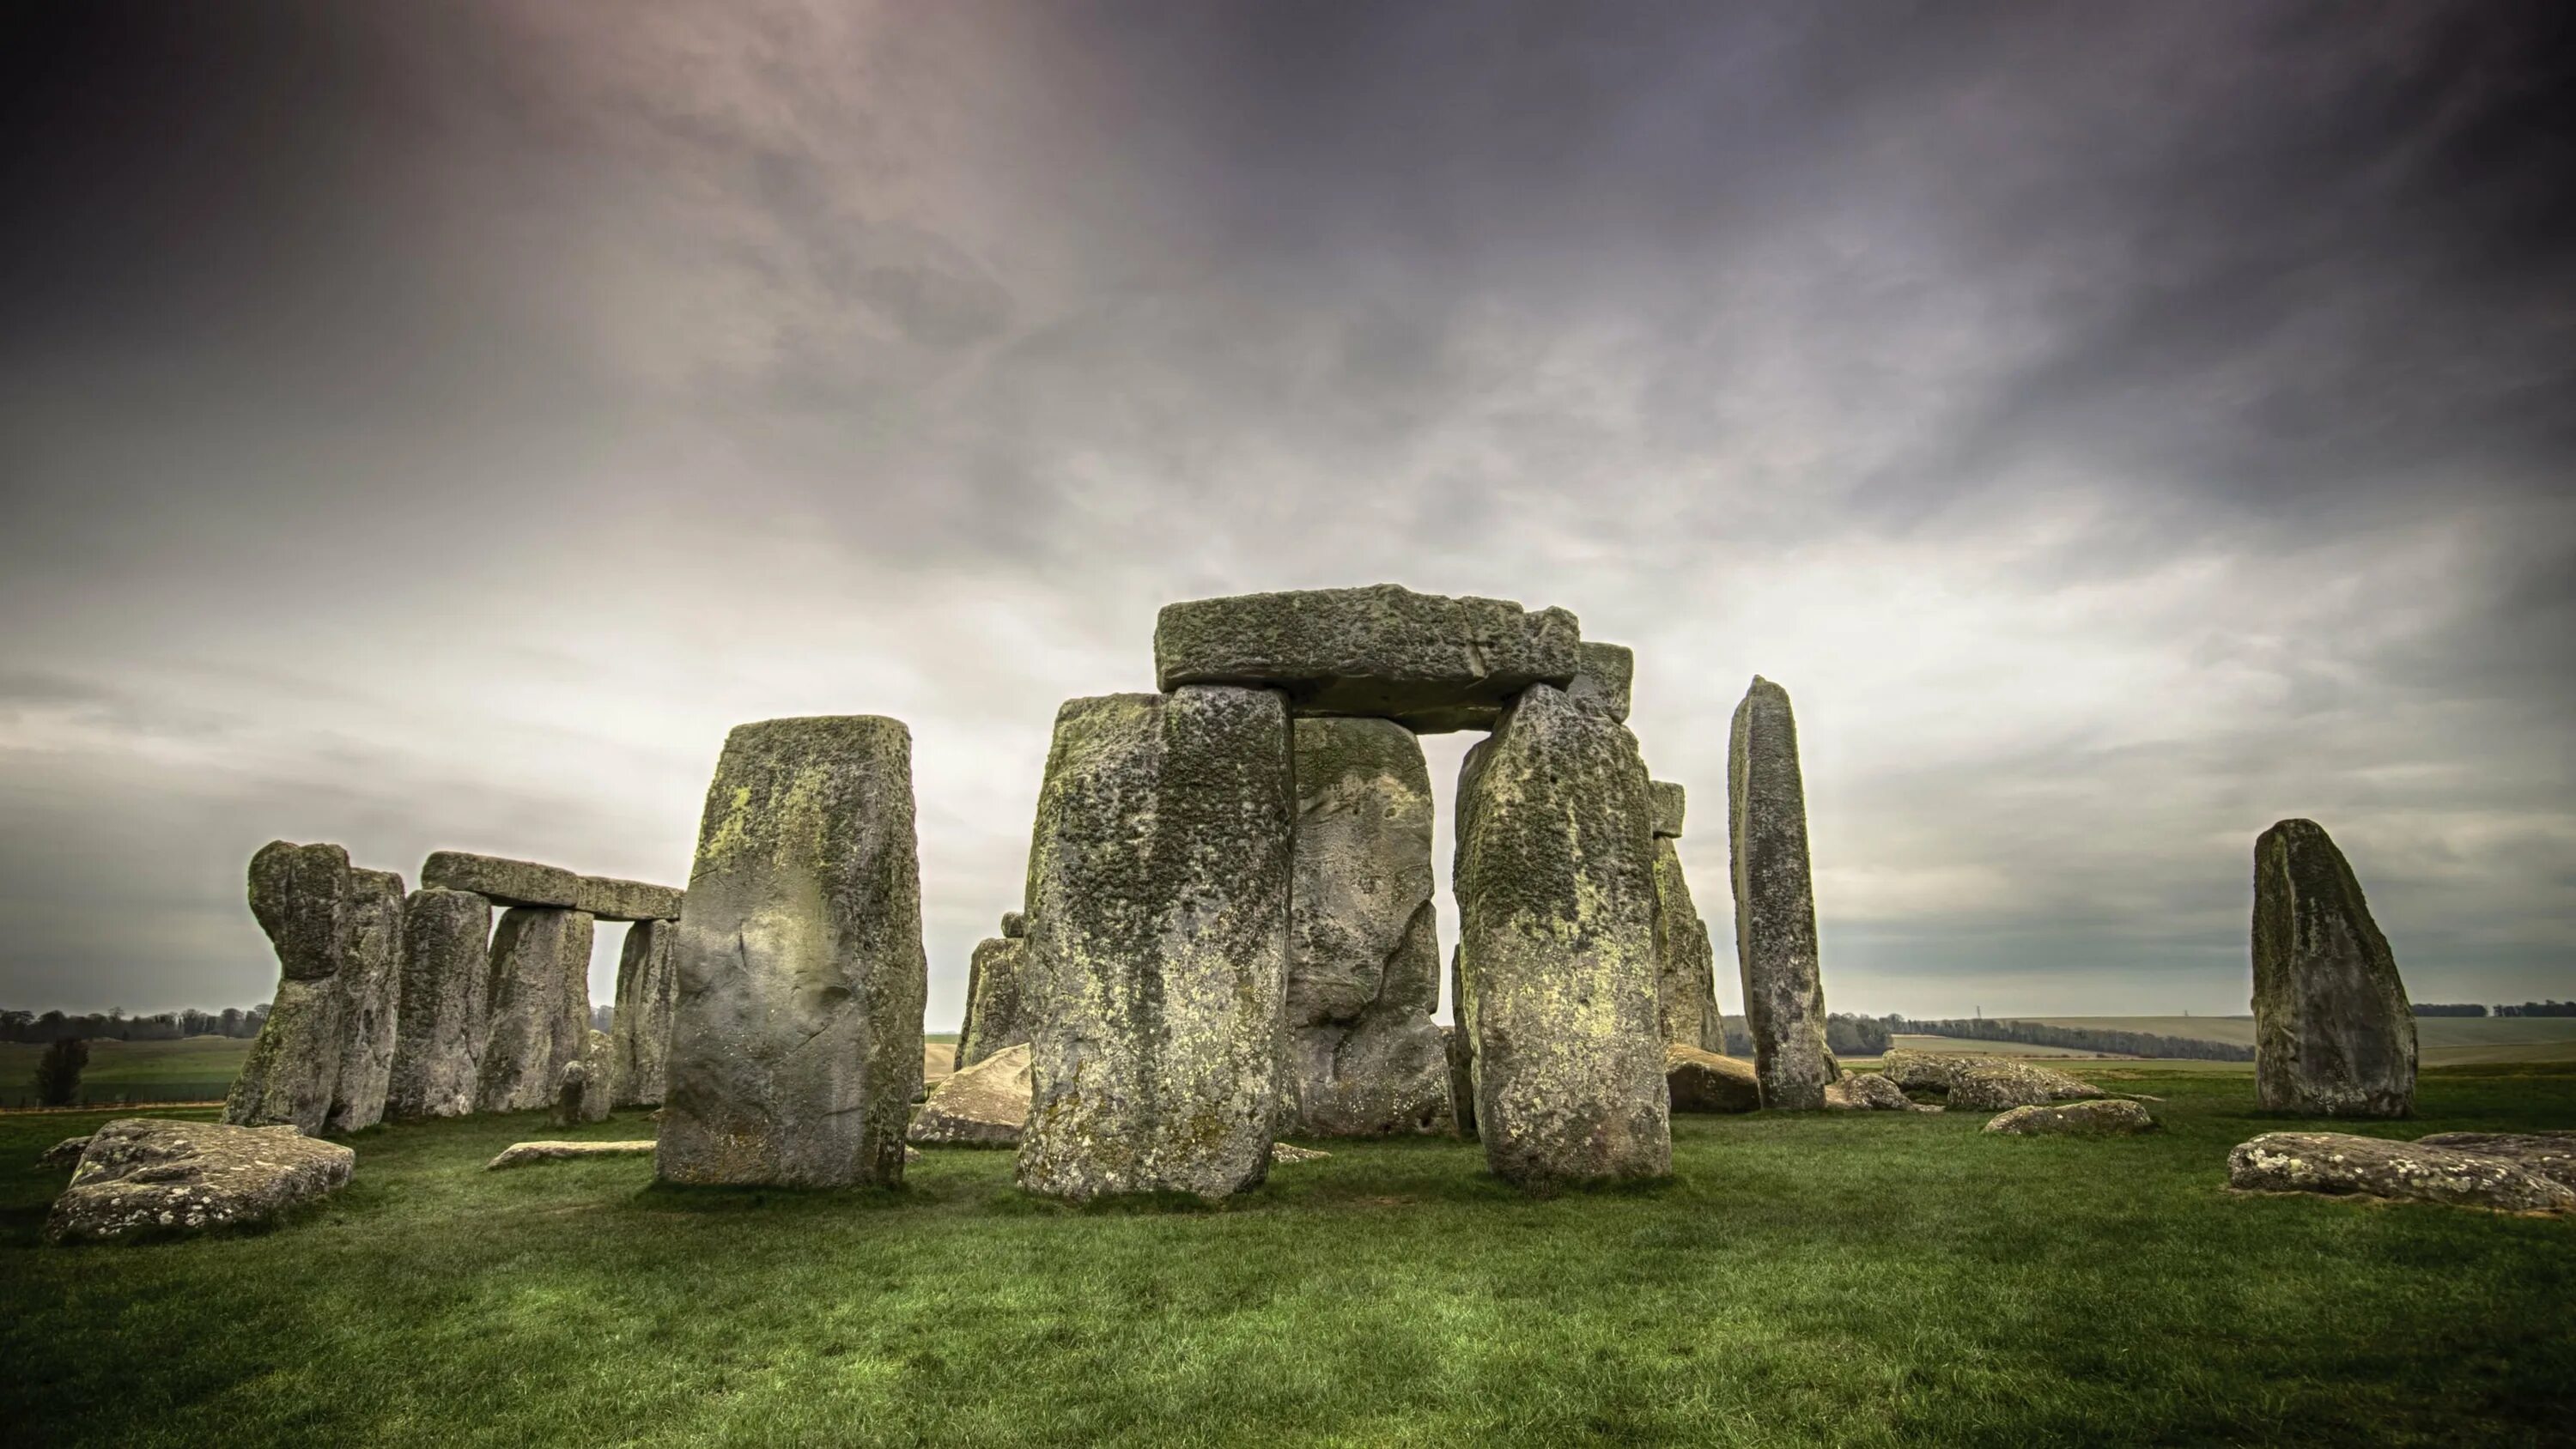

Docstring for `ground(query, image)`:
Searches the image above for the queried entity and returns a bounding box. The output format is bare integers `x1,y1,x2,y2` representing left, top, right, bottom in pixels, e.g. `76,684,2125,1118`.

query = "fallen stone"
226,841,358,1135
1945,1060,2104,1112
610,918,677,1107
485,1140,656,1170
1455,683,1670,1188
1271,1143,1332,1163
1153,585,1581,734
1728,676,1833,1110
47,1119,355,1244
1567,642,1634,722
39,1135,89,1168
954,937,1028,1071
2228,1131,2575,1214
1826,1072,1937,1113
325,868,407,1133
475,906,596,1113
571,875,685,924
1018,688,1292,1202
420,852,582,910
387,887,494,1119
1665,1045,1762,1113
2252,819,2417,1119
1984,1100,2155,1135
1652,837,1723,1054
657,716,927,1189
1000,910,1028,939
1281,716,1451,1137
908,1041,1031,1147
1649,780,1686,840
2414,1131,2576,1189
1876,1049,1970,1094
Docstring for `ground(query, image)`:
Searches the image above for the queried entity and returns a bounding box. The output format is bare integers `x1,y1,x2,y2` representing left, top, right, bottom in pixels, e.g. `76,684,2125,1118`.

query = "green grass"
0,1036,251,1108
5,1069,2572,1446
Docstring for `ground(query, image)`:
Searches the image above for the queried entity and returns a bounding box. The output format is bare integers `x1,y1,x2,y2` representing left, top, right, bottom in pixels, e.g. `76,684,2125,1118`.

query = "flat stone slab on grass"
1984,1100,2155,1135
1826,1073,1938,1113
1665,1045,1761,1113
48,1119,355,1244
486,1140,656,1170
2413,1131,2576,1189
909,1042,1032,1147
1270,1143,1332,1163
1945,1060,2104,1111
2229,1131,2576,1214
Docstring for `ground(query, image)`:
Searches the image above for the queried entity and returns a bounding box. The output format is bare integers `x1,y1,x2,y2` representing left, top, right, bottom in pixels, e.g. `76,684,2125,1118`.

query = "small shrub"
34,1037,89,1106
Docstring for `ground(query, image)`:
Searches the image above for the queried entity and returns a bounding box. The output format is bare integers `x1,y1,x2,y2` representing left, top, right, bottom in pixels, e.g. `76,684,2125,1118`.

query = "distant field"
2002,1016,2576,1065
0,1036,250,1108
1879,1034,2111,1058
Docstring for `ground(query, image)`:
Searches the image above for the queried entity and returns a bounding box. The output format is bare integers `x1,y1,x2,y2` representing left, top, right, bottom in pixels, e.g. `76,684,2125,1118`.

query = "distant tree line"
0,1007,269,1044
2412,1003,2488,1016
1886,1016,2257,1061
2496,1000,2576,1017
1719,1014,1893,1058
2409,1002,2573,1018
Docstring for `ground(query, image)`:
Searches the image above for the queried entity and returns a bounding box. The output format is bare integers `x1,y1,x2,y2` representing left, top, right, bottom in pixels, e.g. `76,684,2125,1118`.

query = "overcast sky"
3,1,2570,1027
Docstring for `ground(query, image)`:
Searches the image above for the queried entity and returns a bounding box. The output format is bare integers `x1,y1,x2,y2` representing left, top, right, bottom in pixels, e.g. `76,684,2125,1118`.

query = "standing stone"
324,868,407,1133
656,717,928,1188
954,937,1028,1071
227,842,355,1135
388,887,494,1119
1280,717,1451,1137
2252,819,2416,1118
1652,839,1724,1053
1728,676,1833,1110
609,919,677,1106
1446,949,1477,1140
475,907,595,1113
1568,642,1634,722
1455,684,1670,1187
1018,688,1292,1202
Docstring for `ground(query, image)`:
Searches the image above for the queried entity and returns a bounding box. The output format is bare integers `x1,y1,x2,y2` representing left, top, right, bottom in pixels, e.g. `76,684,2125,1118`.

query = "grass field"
0,1036,251,1109
6,1067,2571,1446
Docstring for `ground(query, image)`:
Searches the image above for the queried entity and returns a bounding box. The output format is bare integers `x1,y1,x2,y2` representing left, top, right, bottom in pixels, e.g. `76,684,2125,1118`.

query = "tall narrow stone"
1018,688,1292,1202
1455,684,1670,1187
475,907,595,1113
324,868,407,1132
1281,717,1451,1137
954,937,1028,1071
656,717,928,1188
226,841,355,1135
1728,676,1832,1110
2252,819,2416,1118
389,886,495,1119
1446,947,1477,1140
1652,840,1724,1053
610,919,678,1106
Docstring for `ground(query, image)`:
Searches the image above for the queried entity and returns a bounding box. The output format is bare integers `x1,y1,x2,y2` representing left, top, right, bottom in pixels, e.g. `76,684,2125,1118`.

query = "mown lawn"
4,1068,2571,1447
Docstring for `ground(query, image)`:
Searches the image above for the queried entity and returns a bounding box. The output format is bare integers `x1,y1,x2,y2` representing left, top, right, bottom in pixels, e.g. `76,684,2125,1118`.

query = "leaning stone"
1567,642,1634,722
2228,1131,2576,1214
1153,585,1581,734
47,1119,355,1244
2252,819,2417,1119
387,887,493,1119
1018,688,1291,1202
2414,1131,2576,1190
39,1135,90,1168
325,868,407,1133
1825,1072,1935,1113
1945,1060,2102,1111
1665,1045,1762,1113
486,1140,656,1170
610,919,678,1107
1728,676,1833,1110
226,841,357,1135
908,1042,1031,1147
420,851,582,910
657,716,928,1189
571,875,685,924
475,907,596,1114
1652,838,1723,1053
1280,717,1451,1137
1649,781,1686,840
1984,1100,2155,1135
1000,911,1028,939
954,937,1028,1070
1455,684,1670,1187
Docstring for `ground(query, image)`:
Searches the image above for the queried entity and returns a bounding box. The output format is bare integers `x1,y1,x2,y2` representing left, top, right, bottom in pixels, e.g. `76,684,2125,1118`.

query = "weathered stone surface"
2252,819,2416,1119
39,1135,90,1168
1664,1045,1762,1113
1728,676,1832,1110
2415,1131,2576,1189
473,907,594,1113
387,887,494,1119
609,919,677,1106
572,875,685,923
1445,952,1477,1141
908,1041,1031,1147
1455,684,1670,1188
1018,688,1291,1202
1826,1072,1936,1113
579,1028,617,1122
227,841,355,1135
1001,911,1028,938
1568,642,1634,722
955,937,1029,1071
657,717,928,1189
1876,1048,1969,1094
1651,839,1723,1054
1649,781,1686,840
1945,1060,2103,1112
48,1119,355,1244
323,868,406,1133
1154,585,1582,733
487,1140,655,1170
1281,717,1452,1137
1984,1100,2155,1135
421,852,581,910
1271,1143,1331,1163
2228,1131,2576,1213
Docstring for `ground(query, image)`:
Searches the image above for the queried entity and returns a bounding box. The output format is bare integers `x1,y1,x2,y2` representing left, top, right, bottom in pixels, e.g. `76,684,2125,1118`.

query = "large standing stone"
656,717,928,1188
1455,684,1670,1188
1728,676,1833,1110
387,887,494,1119
1017,688,1292,1202
2252,819,2416,1119
324,868,407,1133
954,937,1028,1071
226,842,356,1135
475,907,596,1113
1153,585,1581,733
609,919,677,1106
47,1119,355,1244
1652,839,1723,1053
1281,717,1452,1137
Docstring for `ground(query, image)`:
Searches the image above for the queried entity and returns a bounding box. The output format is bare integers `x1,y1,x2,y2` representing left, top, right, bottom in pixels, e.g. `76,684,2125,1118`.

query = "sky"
3,1,2570,1028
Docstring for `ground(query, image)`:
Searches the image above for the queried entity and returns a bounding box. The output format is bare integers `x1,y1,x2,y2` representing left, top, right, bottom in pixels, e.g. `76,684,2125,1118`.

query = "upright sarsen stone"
954,937,1028,1071
475,908,595,1113
1652,840,1723,1053
325,868,407,1133
1568,642,1634,722
1017,688,1292,1201
1728,676,1832,1110
1281,717,1451,1137
1455,684,1670,1187
388,887,495,1119
656,717,928,1188
2252,819,2416,1118
226,842,357,1135
610,919,678,1107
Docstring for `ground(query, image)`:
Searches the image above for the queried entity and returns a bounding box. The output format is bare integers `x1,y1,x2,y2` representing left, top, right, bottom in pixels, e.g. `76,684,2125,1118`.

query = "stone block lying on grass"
909,1042,1032,1147
1271,1143,1331,1163
39,1135,90,1168
1825,1073,1937,1113
2227,1132,2576,1214
1946,1061,2104,1111
486,1141,656,1170
2413,1131,2576,1189
1664,1045,1761,1113
48,1119,355,1244
1984,1100,2155,1136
